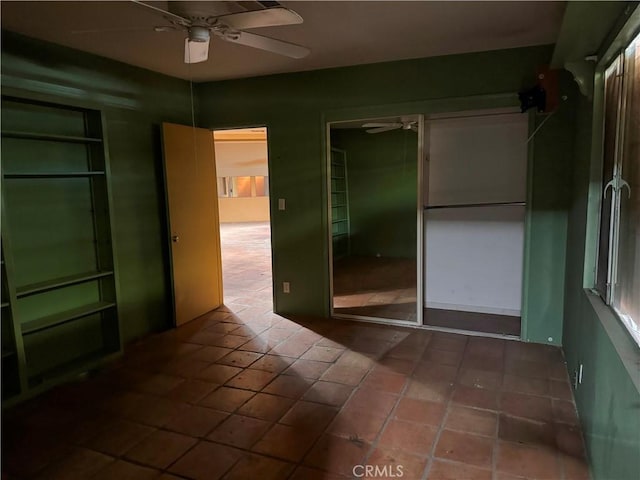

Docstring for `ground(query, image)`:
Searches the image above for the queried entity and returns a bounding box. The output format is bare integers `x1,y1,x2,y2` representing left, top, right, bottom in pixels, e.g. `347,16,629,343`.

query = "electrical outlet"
278,198,286,211
283,282,290,294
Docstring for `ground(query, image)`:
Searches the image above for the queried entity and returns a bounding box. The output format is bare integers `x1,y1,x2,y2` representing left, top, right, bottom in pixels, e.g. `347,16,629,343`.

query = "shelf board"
16,271,114,298
332,233,348,238
28,348,119,388
332,204,347,207
3,171,105,179
1,130,102,144
22,301,116,336
332,219,348,224
1,349,16,359
1,302,10,308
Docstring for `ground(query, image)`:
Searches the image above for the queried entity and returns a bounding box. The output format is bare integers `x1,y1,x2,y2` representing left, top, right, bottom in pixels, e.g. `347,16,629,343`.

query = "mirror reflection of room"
329,116,419,322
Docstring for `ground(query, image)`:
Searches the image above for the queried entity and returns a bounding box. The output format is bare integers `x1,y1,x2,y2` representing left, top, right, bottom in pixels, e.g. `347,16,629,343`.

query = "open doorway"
212,127,273,312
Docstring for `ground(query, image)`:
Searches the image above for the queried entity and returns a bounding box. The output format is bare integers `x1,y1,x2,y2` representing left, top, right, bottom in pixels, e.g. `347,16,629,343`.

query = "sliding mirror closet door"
423,109,527,336
329,116,422,324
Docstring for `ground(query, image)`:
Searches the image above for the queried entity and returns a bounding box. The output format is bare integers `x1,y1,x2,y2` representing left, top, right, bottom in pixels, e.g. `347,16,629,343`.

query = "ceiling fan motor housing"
189,26,210,42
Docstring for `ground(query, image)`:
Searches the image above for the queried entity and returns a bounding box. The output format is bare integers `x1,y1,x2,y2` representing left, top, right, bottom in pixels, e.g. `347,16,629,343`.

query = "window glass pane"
255,176,269,196
234,176,252,197
614,34,640,343
596,56,624,298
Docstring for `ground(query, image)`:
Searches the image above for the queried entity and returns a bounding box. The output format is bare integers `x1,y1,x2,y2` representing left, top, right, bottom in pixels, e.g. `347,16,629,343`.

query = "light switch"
278,198,286,210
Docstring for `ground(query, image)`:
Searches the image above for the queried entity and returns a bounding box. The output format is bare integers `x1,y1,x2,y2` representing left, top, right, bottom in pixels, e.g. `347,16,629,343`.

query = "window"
255,176,269,197
597,31,640,345
234,176,252,197
217,176,269,198
217,177,229,197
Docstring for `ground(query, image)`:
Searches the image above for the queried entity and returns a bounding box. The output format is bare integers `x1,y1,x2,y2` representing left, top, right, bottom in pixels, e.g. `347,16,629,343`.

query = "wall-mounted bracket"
565,58,596,100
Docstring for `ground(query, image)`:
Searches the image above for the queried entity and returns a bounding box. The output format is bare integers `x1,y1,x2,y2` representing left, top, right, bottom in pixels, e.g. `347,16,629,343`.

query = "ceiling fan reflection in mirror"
363,119,419,134
76,1,310,64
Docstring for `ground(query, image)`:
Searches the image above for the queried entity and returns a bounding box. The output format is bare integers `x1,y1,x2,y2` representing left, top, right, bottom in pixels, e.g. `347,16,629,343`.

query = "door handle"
172,235,180,243
620,178,631,199
603,179,615,199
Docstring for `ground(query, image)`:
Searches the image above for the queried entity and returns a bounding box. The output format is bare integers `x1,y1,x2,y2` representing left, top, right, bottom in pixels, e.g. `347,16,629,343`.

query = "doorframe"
209,124,276,311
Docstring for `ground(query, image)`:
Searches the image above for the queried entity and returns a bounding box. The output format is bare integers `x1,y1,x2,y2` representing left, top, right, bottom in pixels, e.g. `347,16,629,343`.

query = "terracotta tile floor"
333,256,417,321
333,256,521,336
2,222,591,480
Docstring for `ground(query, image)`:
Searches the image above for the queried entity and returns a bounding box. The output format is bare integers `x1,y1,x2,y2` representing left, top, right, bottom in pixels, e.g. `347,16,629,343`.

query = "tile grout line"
491,358,505,480
282,340,376,479
420,336,469,480
359,340,425,467
281,329,419,478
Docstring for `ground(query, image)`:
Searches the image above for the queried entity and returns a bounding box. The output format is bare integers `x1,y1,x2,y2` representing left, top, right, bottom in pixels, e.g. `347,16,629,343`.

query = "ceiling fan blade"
410,124,419,132
223,31,309,58
184,37,210,63
213,7,303,30
130,0,192,27
362,123,402,128
366,126,400,134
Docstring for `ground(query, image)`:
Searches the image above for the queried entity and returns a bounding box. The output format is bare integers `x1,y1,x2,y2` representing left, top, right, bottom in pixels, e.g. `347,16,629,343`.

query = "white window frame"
596,31,640,346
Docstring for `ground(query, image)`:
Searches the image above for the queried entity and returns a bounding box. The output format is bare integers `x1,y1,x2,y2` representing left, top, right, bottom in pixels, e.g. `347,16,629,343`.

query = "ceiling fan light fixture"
185,35,210,63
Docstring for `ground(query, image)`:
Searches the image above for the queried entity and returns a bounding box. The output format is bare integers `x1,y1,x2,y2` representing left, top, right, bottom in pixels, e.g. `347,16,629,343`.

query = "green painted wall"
562,92,640,480
331,128,417,259
556,2,640,475
1,31,193,342
197,44,570,341
521,73,576,344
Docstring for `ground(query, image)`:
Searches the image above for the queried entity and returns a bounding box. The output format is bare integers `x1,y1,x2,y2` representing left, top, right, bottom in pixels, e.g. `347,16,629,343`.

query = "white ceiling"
1,1,566,82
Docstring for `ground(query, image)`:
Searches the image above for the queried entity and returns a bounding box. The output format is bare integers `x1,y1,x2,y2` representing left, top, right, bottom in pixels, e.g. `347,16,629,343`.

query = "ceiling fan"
363,119,419,134
91,1,310,64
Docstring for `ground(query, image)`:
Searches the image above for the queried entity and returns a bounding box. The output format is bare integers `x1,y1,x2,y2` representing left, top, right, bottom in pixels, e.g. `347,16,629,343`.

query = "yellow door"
162,122,223,326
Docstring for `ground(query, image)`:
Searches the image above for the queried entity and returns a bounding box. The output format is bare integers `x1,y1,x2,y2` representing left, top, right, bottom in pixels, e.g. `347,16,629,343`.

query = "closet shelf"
22,302,116,336
16,271,114,298
3,171,105,179
1,302,10,308
28,348,117,387
1,131,103,144
2,97,121,405
2,349,16,359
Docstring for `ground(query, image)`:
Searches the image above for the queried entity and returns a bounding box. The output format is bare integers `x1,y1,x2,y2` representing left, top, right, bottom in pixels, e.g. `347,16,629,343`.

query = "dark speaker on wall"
518,85,546,113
